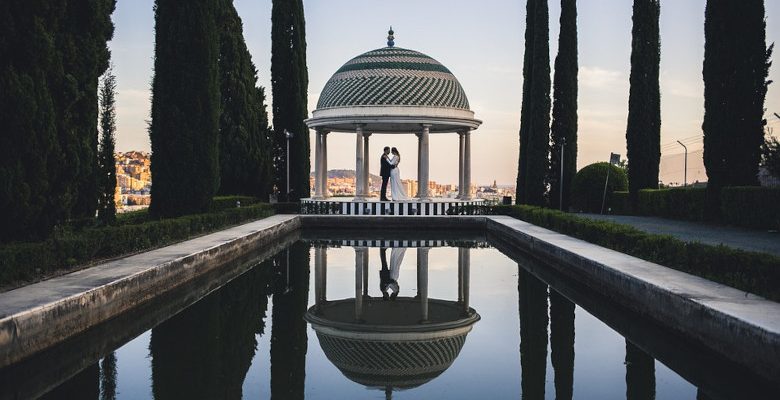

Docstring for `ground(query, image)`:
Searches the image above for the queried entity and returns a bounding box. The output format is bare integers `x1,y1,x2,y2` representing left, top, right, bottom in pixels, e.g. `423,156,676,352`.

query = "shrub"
721,187,780,230
636,188,706,221
490,204,780,301
570,162,628,213
0,203,274,287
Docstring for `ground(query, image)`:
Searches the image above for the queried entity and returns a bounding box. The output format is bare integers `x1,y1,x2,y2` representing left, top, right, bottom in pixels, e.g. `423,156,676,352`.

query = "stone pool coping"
0,214,778,384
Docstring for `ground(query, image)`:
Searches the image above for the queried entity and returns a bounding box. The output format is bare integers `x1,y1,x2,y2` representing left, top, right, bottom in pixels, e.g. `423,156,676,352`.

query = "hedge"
636,188,706,221
570,162,628,213
490,205,780,301
720,187,780,230
0,203,275,287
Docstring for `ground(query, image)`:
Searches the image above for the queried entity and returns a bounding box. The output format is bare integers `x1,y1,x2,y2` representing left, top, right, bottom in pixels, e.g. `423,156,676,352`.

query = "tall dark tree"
271,0,310,201
149,0,221,217
518,267,548,400
516,0,551,206
100,352,117,400
53,0,116,221
550,290,575,400
97,66,117,225
217,0,273,198
0,1,114,241
549,0,578,211
703,0,773,219
626,0,661,208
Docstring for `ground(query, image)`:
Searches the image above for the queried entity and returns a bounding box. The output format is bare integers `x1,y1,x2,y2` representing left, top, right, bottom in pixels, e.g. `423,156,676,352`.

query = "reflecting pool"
1,234,776,399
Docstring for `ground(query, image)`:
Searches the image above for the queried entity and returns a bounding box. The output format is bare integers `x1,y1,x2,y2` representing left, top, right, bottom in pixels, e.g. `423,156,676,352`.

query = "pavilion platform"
300,197,484,216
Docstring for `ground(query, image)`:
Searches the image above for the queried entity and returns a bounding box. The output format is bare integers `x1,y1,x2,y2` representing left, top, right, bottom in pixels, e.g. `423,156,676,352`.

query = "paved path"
579,214,780,257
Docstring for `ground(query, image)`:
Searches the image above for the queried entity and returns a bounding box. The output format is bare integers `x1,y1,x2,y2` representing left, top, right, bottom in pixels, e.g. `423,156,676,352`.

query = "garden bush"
570,162,628,213
0,203,274,287
490,204,780,301
720,187,780,230
636,188,706,221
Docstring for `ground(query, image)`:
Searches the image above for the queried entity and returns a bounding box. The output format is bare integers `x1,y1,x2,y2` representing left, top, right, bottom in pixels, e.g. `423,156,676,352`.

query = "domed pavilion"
303,29,483,215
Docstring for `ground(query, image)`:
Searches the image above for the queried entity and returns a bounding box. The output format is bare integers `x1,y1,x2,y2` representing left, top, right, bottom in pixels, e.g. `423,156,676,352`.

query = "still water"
5,237,772,399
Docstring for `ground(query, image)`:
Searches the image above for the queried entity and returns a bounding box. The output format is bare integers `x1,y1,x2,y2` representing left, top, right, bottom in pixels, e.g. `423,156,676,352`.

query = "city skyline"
109,0,780,186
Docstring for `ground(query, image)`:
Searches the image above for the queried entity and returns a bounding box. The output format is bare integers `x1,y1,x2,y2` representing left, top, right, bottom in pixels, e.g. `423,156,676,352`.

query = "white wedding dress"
389,157,410,200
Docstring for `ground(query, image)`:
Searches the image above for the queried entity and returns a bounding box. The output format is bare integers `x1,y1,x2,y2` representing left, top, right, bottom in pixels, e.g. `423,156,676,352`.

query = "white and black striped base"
300,198,485,216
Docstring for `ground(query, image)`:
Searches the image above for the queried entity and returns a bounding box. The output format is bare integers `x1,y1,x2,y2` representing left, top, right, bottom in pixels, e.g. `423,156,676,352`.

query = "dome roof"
316,47,471,111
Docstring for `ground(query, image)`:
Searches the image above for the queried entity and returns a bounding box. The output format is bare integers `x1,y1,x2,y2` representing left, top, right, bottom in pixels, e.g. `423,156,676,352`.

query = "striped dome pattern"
316,47,471,110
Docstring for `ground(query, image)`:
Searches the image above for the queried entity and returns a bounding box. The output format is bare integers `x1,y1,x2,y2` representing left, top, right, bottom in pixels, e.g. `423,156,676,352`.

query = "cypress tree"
549,0,578,211
0,2,62,241
703,0,773,219
217,0,273,198
149,0,222,218
271,0,310,201
626,0,661,208
53,0,116,221
516,0,551,206
97,66,117,225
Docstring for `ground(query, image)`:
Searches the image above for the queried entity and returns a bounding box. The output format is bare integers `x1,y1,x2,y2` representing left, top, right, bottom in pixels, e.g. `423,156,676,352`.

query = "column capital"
362,132,372,138
421,123,433,130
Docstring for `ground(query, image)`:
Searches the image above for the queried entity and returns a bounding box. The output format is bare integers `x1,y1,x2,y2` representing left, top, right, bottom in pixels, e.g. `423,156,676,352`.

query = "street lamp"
559,137,566,211
284,129,294,200
676,140,688,187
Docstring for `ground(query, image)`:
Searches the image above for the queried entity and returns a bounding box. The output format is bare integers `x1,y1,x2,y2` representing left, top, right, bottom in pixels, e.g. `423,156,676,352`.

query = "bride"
389,147,410,200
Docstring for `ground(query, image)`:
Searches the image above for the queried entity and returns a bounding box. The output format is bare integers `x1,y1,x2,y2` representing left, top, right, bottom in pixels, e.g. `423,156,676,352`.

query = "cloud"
579,66,626,91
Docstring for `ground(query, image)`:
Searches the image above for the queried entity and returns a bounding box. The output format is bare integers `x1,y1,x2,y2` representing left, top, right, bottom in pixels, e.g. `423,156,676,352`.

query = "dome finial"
387,26,395,47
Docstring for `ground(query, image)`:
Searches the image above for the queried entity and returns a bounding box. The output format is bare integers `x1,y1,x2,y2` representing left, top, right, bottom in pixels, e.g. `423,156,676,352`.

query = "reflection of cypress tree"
41,363,100,399
549,290,575,400
518,267,548,400
625,341,655,400
270,242,311,400
151,261,273,399
100,352,117,400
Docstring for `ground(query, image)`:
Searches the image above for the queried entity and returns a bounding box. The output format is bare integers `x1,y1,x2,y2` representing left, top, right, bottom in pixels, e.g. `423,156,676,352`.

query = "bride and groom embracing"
379,146,409,201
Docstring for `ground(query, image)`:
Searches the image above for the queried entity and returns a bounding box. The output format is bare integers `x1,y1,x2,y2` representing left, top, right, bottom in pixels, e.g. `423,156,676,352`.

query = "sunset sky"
109,0,780,186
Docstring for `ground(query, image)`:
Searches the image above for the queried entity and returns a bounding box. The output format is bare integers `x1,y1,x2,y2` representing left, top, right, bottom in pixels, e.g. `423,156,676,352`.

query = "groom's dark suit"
379,154,395,201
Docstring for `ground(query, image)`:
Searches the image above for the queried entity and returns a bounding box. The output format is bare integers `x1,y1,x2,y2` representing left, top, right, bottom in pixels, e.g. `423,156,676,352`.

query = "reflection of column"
362,249,369,297
321,131,329,198
457,131,466,199
625,341,656,400
518,267,548,400
313,130,322,198
315,247,327,306
355,125,365,200
417,125,430,200
417,248,430,322
550,290,575,400
458,247,471,314
362,133,371,197
355,248,366,321
463,130,472,200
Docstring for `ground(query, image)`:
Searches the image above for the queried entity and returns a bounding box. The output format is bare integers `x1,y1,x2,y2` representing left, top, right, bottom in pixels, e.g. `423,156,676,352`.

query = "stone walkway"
579,214,780,257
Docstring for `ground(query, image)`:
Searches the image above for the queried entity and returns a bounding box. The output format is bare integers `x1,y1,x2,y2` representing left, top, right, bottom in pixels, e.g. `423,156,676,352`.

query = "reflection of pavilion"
305,246,479,397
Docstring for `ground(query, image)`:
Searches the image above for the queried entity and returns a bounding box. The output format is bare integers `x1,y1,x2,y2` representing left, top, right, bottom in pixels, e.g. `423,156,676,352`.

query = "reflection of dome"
317,47,470,110
306,298,479,391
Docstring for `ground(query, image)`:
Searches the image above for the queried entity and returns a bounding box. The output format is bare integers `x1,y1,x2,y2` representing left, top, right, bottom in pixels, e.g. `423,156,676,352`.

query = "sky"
109,0,780,186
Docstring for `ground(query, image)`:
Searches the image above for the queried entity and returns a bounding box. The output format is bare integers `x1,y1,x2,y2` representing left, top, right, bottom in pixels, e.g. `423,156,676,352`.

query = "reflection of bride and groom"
379,146,409,202
379,247,406,301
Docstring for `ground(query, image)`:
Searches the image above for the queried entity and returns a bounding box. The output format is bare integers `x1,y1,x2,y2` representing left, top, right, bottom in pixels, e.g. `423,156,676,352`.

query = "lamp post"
559,137,566,211
284,129,293,200
676,140,688,187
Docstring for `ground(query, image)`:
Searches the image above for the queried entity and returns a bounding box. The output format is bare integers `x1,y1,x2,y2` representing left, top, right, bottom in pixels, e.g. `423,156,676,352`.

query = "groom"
379,146,395,201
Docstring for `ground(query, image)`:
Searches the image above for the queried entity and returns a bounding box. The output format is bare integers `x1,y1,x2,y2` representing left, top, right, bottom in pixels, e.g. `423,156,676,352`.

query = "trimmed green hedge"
0,203,275,287
491,205,780,301
721,187,780,230
636,188,706,221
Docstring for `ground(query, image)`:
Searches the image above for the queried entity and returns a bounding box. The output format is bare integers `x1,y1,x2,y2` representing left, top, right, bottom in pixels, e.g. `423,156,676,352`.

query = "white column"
363,132,371,197
354,125,365,200
321,131,330,198
362,249,369,296
457,131,465,199
463,130,473,200
417,124,431,200
313,130,323,199
417,247,430,322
